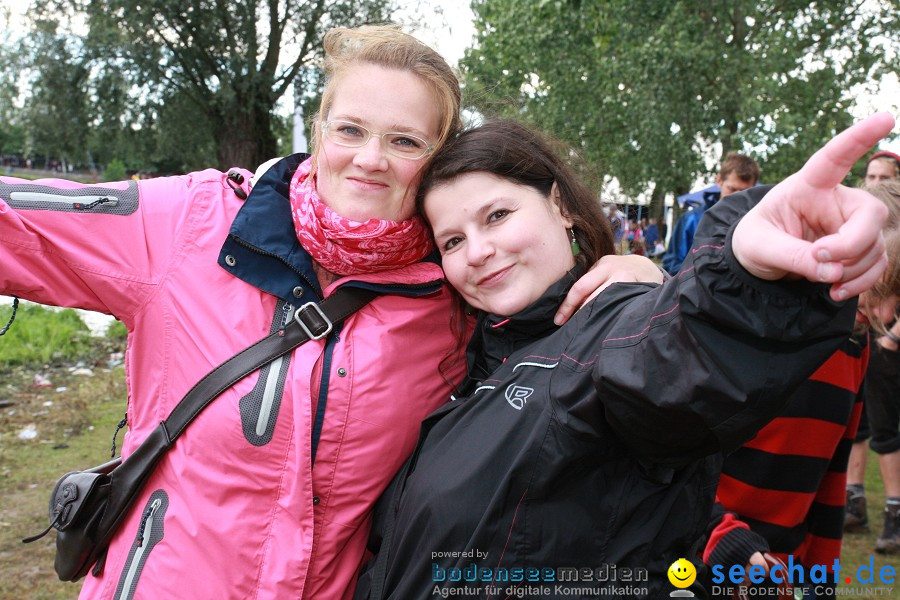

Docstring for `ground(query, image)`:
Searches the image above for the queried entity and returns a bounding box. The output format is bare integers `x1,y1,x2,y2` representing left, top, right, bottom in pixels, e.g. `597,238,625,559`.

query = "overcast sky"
398,0,476,67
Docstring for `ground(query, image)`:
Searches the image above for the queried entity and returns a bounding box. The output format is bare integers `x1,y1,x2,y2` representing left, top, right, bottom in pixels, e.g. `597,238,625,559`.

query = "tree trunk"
649,181,668,242
213,99,278,171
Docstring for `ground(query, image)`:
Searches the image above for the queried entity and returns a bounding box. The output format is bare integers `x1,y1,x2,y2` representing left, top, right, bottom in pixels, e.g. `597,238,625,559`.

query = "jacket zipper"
10,191,119,209
117,497,162,600
256,355,284,436
255,303,294,436
232,237,319,292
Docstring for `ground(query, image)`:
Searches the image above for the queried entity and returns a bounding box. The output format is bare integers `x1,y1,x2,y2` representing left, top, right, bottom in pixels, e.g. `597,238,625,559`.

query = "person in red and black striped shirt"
702,181,900,600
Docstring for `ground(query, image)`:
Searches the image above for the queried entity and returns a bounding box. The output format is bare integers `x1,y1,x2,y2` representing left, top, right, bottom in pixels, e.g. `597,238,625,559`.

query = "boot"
875,503,900,554
844,488,869,532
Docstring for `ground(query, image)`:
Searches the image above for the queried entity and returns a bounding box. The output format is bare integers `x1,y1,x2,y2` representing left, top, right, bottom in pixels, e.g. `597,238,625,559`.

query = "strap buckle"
294,302,333,340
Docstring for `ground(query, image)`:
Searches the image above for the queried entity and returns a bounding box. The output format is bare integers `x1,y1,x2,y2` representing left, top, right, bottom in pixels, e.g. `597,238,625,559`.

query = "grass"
0,303,96,366
839,451,899,592
0,331,127,600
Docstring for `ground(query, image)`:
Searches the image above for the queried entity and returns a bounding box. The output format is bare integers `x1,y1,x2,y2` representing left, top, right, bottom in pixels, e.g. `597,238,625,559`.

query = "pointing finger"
829,250,888,301
800,112,895,191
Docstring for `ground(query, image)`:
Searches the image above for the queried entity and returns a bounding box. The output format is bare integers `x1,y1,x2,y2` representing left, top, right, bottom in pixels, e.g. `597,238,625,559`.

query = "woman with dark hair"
355,115,894,600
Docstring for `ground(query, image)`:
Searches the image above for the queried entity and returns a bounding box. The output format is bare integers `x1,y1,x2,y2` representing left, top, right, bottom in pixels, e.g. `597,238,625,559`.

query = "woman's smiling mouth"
477,265,512,287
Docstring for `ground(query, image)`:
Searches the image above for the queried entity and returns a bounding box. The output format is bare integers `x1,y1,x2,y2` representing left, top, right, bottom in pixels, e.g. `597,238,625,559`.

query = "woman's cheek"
444,258,464,290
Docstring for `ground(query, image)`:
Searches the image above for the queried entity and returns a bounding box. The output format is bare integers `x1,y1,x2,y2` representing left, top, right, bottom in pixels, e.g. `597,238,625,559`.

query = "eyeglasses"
322,120,435,160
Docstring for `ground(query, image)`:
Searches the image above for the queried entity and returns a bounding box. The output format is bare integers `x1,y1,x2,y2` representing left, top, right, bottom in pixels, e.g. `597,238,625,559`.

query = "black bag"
39,424,169,582
23,288,377,581
46,458,121,581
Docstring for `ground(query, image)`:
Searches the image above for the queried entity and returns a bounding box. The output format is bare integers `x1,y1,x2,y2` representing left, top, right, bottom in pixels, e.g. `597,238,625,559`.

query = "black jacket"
356,186,858,600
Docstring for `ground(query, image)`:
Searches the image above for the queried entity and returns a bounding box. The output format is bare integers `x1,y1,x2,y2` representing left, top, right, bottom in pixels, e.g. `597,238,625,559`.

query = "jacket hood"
227,154,307,261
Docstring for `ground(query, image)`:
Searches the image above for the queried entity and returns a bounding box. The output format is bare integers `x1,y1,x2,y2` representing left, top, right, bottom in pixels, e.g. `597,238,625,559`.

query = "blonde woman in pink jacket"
1,25,654,599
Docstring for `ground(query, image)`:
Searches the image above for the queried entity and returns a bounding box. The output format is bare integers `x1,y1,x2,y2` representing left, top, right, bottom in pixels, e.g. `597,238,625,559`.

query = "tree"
20,17,92,171
462,0,899,225
145,88,218,174
105,158,126,181
0,18,26,157
32,0,398,170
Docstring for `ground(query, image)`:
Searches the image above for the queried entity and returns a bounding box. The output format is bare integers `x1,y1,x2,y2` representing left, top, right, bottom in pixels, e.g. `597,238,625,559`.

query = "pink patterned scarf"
289,159,434,275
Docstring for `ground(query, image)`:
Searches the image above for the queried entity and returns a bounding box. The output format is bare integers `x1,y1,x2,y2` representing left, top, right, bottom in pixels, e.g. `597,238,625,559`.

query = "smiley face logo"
667,558,696,589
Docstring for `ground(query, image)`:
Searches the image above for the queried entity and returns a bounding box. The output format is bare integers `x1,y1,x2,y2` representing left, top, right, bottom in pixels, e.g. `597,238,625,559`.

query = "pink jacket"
0,156,465,599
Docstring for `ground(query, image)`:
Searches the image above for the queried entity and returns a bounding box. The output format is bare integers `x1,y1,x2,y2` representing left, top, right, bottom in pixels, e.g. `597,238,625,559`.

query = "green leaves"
20,19,91,170
463,0,898,215
13,0,399,172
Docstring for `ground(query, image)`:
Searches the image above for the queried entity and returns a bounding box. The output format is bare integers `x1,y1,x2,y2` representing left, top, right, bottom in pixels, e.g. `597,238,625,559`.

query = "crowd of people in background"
1,154,158,180
603,151,761,266
1,154,77,174
607,151,900,273
604,210,664,258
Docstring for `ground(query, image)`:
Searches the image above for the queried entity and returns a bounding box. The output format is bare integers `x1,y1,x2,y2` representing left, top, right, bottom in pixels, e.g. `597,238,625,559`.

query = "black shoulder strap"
21,286,380,569
100,286,379,535
165,285,378,440
0,296,18,336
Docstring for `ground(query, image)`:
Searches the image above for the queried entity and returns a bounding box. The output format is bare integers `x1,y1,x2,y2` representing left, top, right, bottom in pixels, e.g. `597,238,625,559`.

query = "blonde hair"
311,25,461,170
862,180,900,334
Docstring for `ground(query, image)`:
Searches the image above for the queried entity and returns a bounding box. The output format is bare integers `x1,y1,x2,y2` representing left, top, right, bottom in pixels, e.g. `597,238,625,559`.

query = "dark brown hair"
416,119,615,267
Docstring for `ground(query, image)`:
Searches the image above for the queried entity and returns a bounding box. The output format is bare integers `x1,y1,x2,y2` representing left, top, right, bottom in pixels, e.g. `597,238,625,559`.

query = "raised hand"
732,112,895,301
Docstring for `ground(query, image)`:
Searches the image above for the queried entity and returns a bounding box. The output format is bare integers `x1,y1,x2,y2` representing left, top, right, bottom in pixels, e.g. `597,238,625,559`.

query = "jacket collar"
217,153,322,302
218,153,444,303
465,263,585,385
229,154,307,259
